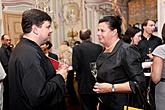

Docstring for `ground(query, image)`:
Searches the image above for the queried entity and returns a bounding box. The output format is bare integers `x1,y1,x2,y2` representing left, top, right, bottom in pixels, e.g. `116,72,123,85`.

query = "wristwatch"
112,84,116,92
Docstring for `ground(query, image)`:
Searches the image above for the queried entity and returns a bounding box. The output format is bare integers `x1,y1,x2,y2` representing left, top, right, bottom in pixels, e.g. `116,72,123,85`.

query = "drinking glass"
89,62,97,81
89,62,103,103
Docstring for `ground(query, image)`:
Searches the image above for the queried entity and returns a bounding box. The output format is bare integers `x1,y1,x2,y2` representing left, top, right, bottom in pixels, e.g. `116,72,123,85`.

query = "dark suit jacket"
8,38,66,110
72,40,103,94
0,44,12,73
48,52,58,61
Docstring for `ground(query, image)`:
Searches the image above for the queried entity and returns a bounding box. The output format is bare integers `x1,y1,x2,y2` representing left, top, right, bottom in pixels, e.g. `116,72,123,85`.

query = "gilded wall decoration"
63,1,80,25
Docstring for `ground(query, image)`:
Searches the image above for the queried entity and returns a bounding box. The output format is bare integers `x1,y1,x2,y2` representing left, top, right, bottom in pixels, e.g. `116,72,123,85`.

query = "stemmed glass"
89,62,97,81
89,62,103,103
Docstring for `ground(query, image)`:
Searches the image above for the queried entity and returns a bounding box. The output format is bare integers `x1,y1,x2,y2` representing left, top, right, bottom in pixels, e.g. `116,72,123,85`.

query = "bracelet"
112,84,116,92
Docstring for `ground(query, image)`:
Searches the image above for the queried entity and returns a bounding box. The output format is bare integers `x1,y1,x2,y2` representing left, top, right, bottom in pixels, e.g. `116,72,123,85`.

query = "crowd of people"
0,8,165,110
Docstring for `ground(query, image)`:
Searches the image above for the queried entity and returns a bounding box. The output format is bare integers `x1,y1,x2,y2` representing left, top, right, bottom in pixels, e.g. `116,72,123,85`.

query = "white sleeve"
0,62,6,80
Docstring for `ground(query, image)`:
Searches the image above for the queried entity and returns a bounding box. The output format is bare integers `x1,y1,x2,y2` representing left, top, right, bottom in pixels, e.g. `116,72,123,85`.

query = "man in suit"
72,29,103,110
8,9,68,110
0,34,13,110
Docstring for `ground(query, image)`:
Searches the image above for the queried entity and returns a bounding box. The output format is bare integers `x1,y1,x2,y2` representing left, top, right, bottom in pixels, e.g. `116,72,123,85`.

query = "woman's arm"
151,56,164,84
93,82,131,93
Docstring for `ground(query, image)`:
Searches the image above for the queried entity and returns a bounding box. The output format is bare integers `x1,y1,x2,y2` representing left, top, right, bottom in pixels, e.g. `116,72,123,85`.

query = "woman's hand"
93,82,111,93
93,82,131,93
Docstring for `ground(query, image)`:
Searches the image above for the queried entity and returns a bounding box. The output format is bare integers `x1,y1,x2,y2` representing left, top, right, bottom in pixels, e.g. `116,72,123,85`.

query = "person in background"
0,34,13,73
0,34,13,110
138,19,162,62
0,62,6,110
8,9,68,110
59,41,72,65
40,41,58,60
59,40,80,106
123,27,152,71
122,26,143,67
138,19,162,109
93,16,146,110
72,28,103,110
122,26,141,45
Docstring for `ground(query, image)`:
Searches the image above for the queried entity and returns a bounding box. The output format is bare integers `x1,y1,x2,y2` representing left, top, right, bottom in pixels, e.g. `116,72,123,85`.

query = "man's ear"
32,25,38,35
113,29,117,34
112,29,117,36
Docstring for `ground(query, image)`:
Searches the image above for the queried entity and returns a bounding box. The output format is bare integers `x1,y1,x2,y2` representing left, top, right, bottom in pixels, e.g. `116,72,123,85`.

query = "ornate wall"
128,0,157,25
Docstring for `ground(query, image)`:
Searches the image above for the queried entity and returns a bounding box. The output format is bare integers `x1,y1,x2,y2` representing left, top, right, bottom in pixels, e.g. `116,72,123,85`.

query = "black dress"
96,40,146,110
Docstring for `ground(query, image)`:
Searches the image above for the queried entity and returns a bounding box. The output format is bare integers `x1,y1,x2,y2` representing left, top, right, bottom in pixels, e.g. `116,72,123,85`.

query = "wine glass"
89,62,103,103
89,62,97,81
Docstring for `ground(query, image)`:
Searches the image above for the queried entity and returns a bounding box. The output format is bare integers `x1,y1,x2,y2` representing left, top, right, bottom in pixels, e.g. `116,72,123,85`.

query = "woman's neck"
104,38,120,52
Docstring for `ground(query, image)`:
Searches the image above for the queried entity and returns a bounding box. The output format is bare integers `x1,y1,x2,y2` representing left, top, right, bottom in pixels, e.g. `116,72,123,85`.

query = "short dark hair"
45,41,52,49
142,19,155,32
1,34,7,40
98,16,122,38
79,29,91,40
21,9,52,33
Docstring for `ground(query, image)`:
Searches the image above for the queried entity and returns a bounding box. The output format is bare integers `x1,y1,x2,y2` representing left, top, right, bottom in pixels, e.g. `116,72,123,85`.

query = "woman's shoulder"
120,42,141,57
152,44,165,59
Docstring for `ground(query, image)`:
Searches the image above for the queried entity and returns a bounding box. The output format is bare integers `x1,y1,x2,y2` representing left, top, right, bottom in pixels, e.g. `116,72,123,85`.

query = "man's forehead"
4,35,10,39
147,20,155,25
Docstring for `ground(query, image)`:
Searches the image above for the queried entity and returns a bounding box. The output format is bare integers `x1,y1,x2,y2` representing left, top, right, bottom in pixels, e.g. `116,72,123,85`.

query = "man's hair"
21,9,52,33
141,19,155,32
79,29,91,40
1,34,7,40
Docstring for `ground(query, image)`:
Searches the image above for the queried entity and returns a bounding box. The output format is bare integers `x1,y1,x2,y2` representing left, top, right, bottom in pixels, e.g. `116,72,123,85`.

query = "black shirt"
138,34,162,61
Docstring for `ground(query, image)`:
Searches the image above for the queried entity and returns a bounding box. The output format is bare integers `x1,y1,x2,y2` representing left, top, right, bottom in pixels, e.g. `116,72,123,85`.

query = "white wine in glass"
89,62,103,103
89,62,97,81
